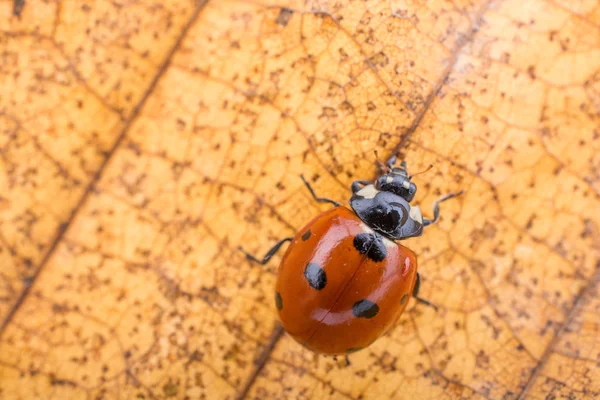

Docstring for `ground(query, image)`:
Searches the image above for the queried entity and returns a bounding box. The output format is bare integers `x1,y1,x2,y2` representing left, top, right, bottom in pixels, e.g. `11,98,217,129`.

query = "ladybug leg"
345,355,351,366
422,190,464,227
238,237,292,265
300,175,340,207
412,273,438,311
351,180,371,193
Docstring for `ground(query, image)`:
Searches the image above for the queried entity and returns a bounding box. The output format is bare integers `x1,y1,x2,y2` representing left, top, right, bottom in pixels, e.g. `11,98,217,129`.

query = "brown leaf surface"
1,0,599,399
0,0,196,318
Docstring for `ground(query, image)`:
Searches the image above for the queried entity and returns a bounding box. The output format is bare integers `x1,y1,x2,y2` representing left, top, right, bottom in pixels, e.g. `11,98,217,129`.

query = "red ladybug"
240,157,462,356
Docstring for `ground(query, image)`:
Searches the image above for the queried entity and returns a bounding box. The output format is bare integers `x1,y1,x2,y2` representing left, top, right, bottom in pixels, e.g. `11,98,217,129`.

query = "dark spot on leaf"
163,380,178,397
13,0,25,18
368,51,388,67
275,8,294,27
319,106,338,119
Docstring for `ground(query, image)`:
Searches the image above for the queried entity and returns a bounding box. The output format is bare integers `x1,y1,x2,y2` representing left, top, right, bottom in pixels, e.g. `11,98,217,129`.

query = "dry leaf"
1,0,599,399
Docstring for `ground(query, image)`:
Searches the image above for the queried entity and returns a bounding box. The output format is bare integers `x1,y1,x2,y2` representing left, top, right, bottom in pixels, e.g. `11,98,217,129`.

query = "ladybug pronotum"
240,156,462,356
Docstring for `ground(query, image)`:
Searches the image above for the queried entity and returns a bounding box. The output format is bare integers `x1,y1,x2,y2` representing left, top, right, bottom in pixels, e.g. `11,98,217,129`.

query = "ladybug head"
350,159,430,240
375,160,417,203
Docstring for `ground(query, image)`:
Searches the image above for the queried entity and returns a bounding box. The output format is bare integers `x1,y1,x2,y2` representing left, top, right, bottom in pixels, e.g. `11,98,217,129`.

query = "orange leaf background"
1,0,599,399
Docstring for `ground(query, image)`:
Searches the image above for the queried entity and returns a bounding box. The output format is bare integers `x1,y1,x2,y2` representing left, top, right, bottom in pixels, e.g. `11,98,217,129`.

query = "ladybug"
240,156,462,356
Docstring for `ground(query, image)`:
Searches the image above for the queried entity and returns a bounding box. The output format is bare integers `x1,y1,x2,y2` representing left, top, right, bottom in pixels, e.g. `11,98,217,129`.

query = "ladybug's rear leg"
412,273,438,311
238,237,292,265
300,175,340,207
422,191,464,227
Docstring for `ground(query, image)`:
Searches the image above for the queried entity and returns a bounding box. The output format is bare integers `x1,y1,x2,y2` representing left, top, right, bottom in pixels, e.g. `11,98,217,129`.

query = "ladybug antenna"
409,164,433,180
389,156,400,170
373,150,388,173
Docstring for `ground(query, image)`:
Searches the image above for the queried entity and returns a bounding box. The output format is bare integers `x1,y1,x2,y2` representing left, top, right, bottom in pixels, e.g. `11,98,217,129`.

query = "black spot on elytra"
352,299,379,319
304,263,327,290
275,8,294,26
353,233,387,262
400,294,408,305
302,230,311,241
275,291,283,310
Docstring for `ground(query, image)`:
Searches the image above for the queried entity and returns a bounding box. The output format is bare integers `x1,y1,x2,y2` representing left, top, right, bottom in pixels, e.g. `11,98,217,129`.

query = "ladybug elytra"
240,156,462,356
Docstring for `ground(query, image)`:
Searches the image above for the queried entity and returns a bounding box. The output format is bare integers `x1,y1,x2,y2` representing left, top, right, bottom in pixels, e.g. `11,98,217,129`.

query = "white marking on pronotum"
356,184,379,199
409,205,423,223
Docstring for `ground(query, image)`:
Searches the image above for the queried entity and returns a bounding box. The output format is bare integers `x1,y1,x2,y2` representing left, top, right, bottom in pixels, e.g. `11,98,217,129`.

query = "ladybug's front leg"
422,190,464,227
412,273,438,311
238,237,292,265
300,175,340,207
